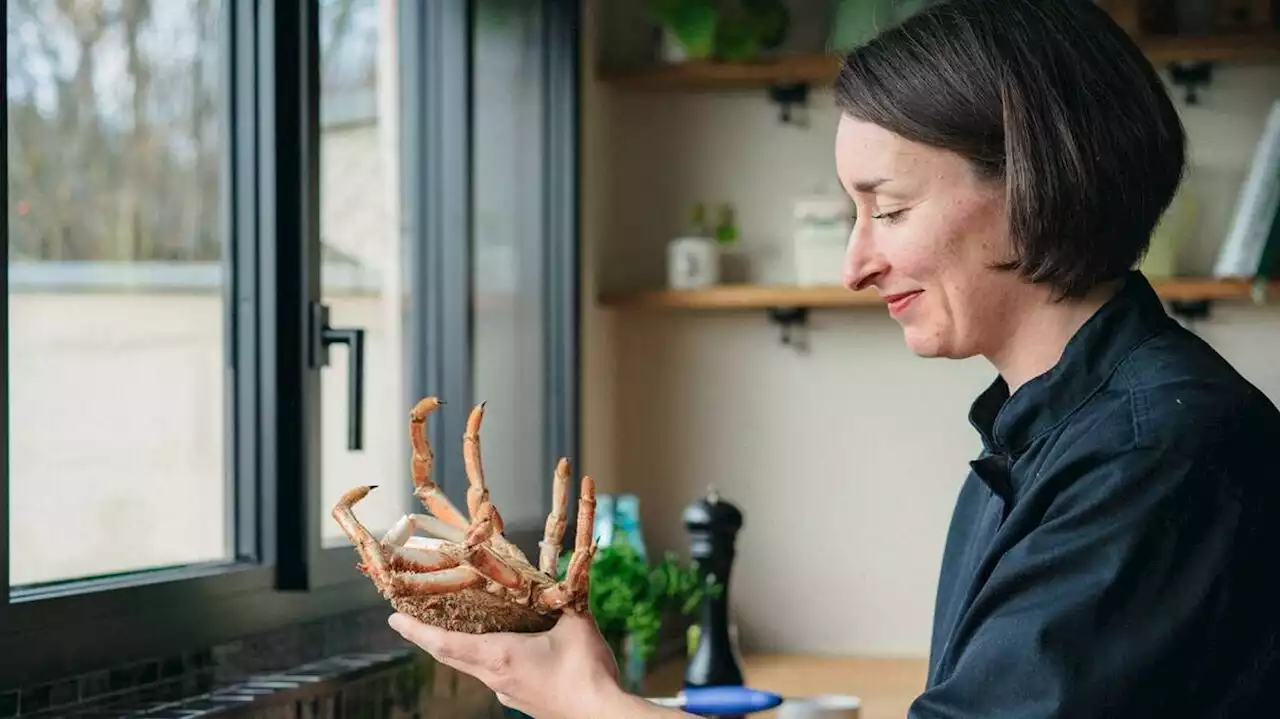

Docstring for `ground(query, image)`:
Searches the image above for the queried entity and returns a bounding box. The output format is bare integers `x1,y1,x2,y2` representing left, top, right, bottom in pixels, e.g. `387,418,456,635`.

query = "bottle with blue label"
612,493,649,691
593,493,616,548
614,493,647,560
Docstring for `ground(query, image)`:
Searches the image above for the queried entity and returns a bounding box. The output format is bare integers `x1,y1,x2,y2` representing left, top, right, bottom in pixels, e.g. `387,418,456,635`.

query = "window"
473,0,555,531
2,0,579,693
394,0,581,561
7,0,231,589
316,0,414,549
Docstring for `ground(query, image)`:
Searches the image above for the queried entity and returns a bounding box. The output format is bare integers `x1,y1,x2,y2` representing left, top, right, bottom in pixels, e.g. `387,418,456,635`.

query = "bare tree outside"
7,0,372,264
8,0,219,262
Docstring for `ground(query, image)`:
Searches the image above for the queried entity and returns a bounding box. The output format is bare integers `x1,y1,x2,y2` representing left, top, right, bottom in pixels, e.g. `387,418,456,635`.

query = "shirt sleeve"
908,445,1256,718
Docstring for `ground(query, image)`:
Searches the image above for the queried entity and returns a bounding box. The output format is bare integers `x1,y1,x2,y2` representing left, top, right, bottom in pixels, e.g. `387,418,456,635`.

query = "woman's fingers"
387,613,528,689
388,613,488,670
387,613,448,652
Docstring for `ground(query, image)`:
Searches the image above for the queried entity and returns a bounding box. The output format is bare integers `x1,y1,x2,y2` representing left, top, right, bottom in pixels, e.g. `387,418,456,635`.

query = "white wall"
579,0,1280,657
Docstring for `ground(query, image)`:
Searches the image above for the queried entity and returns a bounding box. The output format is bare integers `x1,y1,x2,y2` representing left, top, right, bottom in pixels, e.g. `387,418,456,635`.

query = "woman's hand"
389,609,643,719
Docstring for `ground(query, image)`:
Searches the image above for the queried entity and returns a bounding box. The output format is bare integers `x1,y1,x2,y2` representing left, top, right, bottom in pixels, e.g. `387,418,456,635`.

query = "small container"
614,493,648,562
792,196,852,286
592,493,616,548
778,694,863,719
667,236,720,289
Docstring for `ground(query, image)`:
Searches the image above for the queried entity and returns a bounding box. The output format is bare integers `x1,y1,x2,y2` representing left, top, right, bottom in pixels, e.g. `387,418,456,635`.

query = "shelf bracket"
1168,298,1213,321
1168,61,1213,105
767,83,810,126
766,306,810,352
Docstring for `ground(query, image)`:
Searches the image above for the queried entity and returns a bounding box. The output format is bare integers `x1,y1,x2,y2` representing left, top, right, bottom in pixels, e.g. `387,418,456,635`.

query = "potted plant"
648,0,789,63
648,0,718,61
558,542,720,693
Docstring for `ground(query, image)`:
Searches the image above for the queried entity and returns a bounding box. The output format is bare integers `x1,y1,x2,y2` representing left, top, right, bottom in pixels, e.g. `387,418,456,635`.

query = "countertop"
646,654,929,719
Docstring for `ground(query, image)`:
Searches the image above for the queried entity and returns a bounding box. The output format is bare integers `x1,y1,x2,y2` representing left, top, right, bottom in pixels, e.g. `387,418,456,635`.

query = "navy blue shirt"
909,271,1280,717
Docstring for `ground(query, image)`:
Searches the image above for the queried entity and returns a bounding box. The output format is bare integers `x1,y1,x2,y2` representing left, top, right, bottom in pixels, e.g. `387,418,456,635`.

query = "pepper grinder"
683,486,745,716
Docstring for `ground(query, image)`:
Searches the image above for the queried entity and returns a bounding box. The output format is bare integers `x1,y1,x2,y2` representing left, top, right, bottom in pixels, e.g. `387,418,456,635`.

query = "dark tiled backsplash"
1,607,506,718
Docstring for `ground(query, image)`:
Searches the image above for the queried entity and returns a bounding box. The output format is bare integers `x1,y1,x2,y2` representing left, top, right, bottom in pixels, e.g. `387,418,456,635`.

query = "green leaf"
648,0,718,59
571,542,718,663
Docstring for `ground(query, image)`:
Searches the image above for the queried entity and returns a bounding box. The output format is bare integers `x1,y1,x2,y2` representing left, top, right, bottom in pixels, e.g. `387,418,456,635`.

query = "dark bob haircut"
835,0,1186,301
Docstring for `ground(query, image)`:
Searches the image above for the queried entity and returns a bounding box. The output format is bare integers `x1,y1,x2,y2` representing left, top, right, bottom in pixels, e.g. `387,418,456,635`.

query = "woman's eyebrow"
852,177,891,193
852,176,915,199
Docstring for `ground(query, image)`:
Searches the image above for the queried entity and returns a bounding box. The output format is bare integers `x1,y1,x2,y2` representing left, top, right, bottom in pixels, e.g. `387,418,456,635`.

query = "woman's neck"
986,280,1122,394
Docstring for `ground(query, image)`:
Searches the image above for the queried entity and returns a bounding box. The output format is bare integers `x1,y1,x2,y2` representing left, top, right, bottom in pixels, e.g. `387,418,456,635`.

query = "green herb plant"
714,203,738,246
557,542,721,664
648,0,718,60
648,0,789,62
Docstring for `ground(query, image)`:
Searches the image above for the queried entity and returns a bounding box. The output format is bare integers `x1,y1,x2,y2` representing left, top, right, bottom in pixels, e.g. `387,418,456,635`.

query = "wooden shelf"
598,277,1277,310
600,53,842,91
600,283,878,309
598,33,1280,91
1140,32,1280,65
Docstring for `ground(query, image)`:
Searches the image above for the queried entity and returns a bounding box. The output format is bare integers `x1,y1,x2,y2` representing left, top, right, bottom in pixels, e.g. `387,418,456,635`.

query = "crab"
330,397,598,634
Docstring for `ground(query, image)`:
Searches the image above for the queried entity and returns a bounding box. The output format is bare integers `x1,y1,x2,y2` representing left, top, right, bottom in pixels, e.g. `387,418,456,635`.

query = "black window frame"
0,0,581,692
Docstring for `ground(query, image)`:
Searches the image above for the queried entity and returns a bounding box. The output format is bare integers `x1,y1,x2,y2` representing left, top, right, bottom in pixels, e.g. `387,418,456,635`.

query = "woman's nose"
842,226,885,291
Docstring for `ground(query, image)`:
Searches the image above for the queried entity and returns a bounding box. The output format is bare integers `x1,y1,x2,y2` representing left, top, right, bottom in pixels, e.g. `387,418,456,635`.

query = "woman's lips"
883,290,923,316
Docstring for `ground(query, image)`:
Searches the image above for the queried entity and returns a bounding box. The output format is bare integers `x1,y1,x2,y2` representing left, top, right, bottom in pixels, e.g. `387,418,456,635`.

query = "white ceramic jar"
667,236,720,289
792,196,852,286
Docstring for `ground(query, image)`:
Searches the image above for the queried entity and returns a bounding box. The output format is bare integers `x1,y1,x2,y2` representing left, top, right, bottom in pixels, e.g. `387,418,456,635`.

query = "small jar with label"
792,196,852,286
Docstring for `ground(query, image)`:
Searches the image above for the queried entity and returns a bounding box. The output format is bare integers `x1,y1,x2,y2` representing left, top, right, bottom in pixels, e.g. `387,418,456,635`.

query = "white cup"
776,693,862,719
666,236,720,289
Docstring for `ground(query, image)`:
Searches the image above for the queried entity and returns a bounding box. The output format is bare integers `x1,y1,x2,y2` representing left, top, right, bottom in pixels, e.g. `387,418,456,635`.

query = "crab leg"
409,397,469,530
537,475,597,612
466,547,524,592
404,536,446,552
381,513,467,546
458,504,525,591
393,567,486,594
462,402,505,534
387,545,461,573
539,458,571,575
330,485,395,590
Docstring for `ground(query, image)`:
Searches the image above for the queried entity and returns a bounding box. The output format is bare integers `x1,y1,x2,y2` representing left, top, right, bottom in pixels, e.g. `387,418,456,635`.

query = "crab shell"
331,398,597,634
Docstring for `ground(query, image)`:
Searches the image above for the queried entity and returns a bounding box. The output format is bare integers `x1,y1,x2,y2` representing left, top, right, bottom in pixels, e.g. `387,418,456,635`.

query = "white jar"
792,196,851,286
667,236,720,289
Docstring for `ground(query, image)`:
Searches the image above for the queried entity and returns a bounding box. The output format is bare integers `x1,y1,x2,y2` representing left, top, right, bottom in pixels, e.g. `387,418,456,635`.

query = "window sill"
0,569,386,694
17,646,507,718
3,603,507,718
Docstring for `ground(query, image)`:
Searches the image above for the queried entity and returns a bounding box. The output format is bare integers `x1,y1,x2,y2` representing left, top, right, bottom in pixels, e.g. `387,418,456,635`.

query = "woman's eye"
872,208,908,225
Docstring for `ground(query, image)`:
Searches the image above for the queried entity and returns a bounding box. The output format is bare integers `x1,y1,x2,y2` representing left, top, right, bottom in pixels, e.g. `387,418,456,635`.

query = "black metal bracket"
1168,299,1213,321
768,83,809,125
766,306,809,352
1168,61,1213,105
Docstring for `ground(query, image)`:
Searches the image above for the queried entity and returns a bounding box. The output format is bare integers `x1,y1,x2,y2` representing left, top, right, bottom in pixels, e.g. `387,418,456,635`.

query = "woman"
390,0,1280,716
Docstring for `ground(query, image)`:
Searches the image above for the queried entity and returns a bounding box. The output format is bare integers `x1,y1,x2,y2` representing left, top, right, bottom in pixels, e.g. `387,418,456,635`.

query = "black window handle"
311,302,366,451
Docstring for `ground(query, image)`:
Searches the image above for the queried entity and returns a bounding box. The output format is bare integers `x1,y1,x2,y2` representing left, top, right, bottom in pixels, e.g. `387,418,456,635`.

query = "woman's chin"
901,325,954,359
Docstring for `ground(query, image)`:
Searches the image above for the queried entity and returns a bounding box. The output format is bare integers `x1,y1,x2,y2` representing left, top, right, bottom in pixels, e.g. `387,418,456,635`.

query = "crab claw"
331,485,394,592
463,402,505,534
537,475,597,612
539,458,571,575
410,397,469,530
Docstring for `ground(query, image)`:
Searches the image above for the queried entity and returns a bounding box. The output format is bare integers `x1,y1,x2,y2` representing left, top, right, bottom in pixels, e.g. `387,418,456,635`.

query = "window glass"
7,0,230,586
318,0,411,545
471,0,549,528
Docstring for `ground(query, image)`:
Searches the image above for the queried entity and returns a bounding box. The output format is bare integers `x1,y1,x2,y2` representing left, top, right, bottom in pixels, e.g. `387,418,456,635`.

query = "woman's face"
835,114,1025,360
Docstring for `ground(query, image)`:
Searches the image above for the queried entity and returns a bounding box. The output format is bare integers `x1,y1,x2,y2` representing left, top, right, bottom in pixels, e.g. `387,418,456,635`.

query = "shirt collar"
968,270,1173,460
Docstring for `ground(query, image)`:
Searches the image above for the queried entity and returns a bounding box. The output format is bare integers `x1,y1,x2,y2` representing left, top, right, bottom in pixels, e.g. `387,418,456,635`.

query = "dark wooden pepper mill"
683,486,745,717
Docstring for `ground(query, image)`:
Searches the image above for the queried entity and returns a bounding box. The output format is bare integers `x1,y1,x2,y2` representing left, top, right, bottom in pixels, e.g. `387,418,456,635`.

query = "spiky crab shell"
332,397,597,635
363,535,564,633
387,586,560,634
